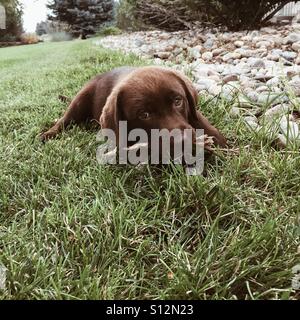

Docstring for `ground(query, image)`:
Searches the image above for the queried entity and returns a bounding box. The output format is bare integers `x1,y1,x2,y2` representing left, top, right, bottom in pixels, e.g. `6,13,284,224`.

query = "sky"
21,0,49,32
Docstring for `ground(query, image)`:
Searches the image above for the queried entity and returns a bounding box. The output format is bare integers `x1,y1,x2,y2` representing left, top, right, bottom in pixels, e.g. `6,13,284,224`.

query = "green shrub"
122,0,298,31
116,0,149,31
0,33,16,42
20,33,39,44
49,31,72,42
98,26,122,36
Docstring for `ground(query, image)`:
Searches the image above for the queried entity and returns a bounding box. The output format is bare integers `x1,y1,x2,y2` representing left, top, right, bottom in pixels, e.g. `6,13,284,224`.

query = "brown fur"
40,66,226,147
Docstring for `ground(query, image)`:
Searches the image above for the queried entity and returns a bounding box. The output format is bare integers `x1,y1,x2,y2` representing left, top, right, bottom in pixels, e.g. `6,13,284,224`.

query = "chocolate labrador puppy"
40,66,226,147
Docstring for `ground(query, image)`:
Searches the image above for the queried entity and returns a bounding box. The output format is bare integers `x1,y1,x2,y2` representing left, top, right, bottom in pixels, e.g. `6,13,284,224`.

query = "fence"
275,1,300,16
0,264,6,290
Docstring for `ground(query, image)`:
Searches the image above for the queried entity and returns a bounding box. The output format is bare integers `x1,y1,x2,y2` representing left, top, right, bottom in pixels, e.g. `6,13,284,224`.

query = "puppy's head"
100,67,198,136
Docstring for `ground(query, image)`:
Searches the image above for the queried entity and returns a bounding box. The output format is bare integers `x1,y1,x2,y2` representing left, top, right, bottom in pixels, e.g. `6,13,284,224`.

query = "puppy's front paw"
215,134,227,148
39,130,58,142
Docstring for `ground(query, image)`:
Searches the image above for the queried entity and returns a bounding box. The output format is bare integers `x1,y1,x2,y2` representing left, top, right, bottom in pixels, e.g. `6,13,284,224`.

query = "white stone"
236,96,254,108
292,42,300,52
264,104,290,121
283,33,300,44
257,93,279,105
187,48,199,60
196,77,217,90
266,77,280,86
195,84,207,92
234,40,244,48
244,116,258,123
244,118,261,131
207,69,220,77
256,41,271,48
203,38,215,49
267,53,280,61
173,47,184,56
249,58,266,68
289,78,300,96
202,51,213,61
229,106,241,117
256,86,268,93
279,117,300,140
246,91,259,102
280,51,297,61
235,48,255,58
222,52,241,62
209,75,221,82
285,66,300,78
212,48,225,56
208,84,222,96
155,51,171,59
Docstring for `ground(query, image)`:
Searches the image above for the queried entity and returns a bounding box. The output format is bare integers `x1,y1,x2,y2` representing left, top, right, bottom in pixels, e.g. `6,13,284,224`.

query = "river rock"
202,51,213,61
264,104,290,122
283,33,300,44
155,51,171,59
292,42,300,52
280,51,297,61
249,58,266,68
234,40,244,48
279,116,300,140
223,74,239,83
289,77,300,96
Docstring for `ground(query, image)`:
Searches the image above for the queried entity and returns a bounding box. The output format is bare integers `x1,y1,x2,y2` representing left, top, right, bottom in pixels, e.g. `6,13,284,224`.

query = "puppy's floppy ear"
171,70,199,121
172,70,227,147
100,89,121,137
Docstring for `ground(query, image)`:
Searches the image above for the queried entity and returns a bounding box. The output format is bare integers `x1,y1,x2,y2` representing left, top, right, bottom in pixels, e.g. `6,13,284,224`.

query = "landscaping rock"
229,106,241,117
289,78,300,96
155,51,171,59
249,58,266,68
202,51,213,61
223,74,239,83
292,42,300,52
280,51,297,61
279,116,300,140
283,33,300,44
244,118,261,131
234,40,244,47
264,104,290,121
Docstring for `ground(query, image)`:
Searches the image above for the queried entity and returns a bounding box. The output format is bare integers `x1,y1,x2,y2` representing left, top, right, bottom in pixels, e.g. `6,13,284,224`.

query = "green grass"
0,40,299,300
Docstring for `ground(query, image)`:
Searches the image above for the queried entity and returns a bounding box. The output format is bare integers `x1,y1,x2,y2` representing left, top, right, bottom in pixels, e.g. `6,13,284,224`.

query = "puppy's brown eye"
174,96,183,107
138,111,151,120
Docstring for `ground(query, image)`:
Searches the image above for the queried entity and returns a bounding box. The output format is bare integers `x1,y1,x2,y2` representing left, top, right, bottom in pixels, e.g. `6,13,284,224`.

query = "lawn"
0,39,299,300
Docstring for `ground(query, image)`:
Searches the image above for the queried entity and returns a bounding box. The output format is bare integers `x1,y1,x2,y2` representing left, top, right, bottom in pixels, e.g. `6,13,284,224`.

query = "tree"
36,19,71,36
47,0,114,38
0,0,23,41
36,21,48,36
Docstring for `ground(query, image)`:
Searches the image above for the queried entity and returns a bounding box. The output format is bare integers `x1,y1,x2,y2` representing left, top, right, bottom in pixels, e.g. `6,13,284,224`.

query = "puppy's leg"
194,111,227,147
40,85,93,142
